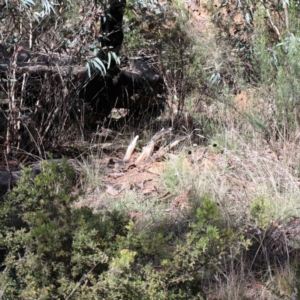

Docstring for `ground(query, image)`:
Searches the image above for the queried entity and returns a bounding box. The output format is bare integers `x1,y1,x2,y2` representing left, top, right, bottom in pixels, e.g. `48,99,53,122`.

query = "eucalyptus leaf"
107,52,111,69
111,52,120,65
86,62,91,78
245,13,251,25
92,57,106,74
93,48,99,56
21,0,35,8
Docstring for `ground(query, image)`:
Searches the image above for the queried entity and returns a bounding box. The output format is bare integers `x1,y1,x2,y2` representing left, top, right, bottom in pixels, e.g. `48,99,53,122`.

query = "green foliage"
250,197,270,228
162,155,186,193
136,197,246,299
0,161,248,299
236,2,300,138
0,161,129,298
203,0,300,138
1,0,116,73
251,26,300,134
122,0,205,107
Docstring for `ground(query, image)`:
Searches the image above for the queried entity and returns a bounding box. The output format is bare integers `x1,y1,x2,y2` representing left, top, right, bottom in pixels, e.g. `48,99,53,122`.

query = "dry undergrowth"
75,52,300,294
76,118,300,298
79,126,300,219
74,2,300,298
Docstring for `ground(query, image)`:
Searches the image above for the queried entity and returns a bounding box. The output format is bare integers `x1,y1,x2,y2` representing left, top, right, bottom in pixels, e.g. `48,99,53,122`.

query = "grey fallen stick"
136,128,172,164
146,135,187,163
123,135,139,162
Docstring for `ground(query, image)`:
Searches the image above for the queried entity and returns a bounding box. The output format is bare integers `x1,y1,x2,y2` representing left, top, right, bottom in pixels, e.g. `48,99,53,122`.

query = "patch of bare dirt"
233,88,262,112
185,0,212,34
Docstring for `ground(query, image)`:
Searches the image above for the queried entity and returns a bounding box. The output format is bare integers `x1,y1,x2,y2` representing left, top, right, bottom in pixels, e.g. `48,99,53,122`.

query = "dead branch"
135,140,156,164
196,147,208,162
16,64,87,77
265,9,281,39
123,135,139,162
135,128,172,164
147,135,187,162
151,127,173,142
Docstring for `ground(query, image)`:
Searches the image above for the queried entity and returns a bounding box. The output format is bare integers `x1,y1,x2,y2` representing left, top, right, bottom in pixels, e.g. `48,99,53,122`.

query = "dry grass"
158,128,300,221
73,3,300,297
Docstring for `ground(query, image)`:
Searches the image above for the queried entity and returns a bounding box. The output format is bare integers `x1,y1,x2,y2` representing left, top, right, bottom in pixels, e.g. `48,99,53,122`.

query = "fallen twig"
136,128,172,164
196,147,208,162
123,135,139,162
147,135,187,162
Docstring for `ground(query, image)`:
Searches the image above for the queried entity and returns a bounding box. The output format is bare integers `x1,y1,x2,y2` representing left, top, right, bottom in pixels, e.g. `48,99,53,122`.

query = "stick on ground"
136,128,172,164
123,135,139,162
146,135,187,162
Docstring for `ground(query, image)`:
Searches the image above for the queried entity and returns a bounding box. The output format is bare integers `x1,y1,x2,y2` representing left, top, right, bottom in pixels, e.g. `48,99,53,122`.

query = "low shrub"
0,161,248,299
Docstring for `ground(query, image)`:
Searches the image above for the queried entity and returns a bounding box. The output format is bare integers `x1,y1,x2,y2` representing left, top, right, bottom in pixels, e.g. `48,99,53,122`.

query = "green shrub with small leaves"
0,162,247,299
0,160,129,299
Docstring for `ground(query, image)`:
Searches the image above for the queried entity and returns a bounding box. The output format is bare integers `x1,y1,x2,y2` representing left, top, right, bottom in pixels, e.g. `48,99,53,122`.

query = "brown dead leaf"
106,185,119,196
